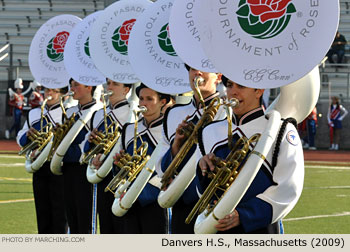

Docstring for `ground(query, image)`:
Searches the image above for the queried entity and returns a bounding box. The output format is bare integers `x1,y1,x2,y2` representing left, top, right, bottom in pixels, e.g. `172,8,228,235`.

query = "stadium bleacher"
0,0,105,81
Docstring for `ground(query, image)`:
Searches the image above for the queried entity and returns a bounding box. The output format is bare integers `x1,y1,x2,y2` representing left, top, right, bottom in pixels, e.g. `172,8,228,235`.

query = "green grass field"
0,154,349,234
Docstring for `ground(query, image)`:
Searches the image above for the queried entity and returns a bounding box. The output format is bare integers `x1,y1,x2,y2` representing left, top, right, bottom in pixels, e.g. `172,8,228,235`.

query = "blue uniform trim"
119,116,163,207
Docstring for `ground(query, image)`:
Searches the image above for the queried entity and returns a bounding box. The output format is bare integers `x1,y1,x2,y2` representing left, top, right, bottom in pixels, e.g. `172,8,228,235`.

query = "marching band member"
61,78,102,234
156,65,226,234
6,78,25,139
16,87,68,234
197,76,304,233
111,83,171,233
84,78,132,233
28,81,44,109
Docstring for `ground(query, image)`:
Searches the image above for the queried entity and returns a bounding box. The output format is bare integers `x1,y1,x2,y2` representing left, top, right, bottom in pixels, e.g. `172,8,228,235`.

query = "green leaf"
236,4,249,17
157,30,168,40
111,27,121,41
286,3,297,14
249,14,259,25
238,0,247,8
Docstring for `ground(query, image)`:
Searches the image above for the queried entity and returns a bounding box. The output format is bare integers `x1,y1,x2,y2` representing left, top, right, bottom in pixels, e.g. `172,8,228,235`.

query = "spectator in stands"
327,96,348,150
327,31,347,64
303,107,318,150
5,78,24,139
29,80,44,108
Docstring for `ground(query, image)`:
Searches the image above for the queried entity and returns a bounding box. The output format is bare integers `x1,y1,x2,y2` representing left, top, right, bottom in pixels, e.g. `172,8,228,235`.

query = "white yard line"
0,177,31,182
305,165,350,170
0,198,34,204
284,212,350,222
0,155,24,159
304,185,350,189
0,163,24,167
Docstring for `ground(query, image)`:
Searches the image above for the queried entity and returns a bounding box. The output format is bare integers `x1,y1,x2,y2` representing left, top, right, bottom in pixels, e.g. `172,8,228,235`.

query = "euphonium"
193,66,320,234
159,76,217,192
19,96,54,173
83,91,118,163
185,133,260,224
85,91,122,184
104,106,150,194
157,79,239,208
48,91,75,160
50,91,102,175
111,135,166,217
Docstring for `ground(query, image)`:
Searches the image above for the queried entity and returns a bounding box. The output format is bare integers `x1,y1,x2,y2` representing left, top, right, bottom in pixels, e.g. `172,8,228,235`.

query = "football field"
0,154,349,234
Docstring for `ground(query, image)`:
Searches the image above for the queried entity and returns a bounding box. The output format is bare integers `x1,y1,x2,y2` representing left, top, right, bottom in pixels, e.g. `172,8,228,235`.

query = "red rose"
247,0,293,23
119,19,136,45
166,24,171,38
53,31,70,53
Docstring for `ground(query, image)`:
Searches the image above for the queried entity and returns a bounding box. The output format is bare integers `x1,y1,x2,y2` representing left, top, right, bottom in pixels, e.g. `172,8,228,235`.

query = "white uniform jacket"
197,107,304,233
17,103,63,147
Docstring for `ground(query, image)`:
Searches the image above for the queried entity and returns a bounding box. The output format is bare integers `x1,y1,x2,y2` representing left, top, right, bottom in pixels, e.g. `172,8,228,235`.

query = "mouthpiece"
194,76,205,86
228,98,239,108
136,106,147,114
47,96,53,101
63,91,74,97
104,90,114,96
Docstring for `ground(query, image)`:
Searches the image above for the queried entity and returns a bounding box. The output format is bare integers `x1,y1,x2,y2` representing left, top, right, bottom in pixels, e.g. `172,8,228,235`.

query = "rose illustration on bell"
158,23,177,57
46,31,70,62
112,19,136,56
236,0,296,39
84,37,90,57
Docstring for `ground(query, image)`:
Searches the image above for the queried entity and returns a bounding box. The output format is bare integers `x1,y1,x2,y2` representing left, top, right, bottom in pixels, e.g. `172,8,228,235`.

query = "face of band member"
44,88,61,106
106,79,129,105
188,67,222,97
70,80,92,103
226,80,264,117
138,88,166,122
331,96,339,104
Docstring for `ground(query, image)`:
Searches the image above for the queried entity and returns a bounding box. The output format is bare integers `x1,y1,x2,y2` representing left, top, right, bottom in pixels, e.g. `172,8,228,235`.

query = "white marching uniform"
156,92,227,233
61,100,102,234
17,103,67,234
197,107,304,233
121,115,167,233
83,99,131,234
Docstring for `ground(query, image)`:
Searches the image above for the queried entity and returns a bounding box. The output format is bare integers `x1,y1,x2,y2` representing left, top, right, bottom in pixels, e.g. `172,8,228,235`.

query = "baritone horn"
185,133,261,224
157,94,239,208
85,91,122,184
82,91,118,163
111,142,164,216
104,106,150,194
19,96,54,173
50,91,101,175
159,76,217,191
48,91,75,160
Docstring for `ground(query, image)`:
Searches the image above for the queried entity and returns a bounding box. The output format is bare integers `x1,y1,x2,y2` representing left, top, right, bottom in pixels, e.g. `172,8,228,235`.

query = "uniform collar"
233,106,265,126
110,99,129,110
45,102,60,111
142,114,164,128
191,92,220,110
78,99,96,110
